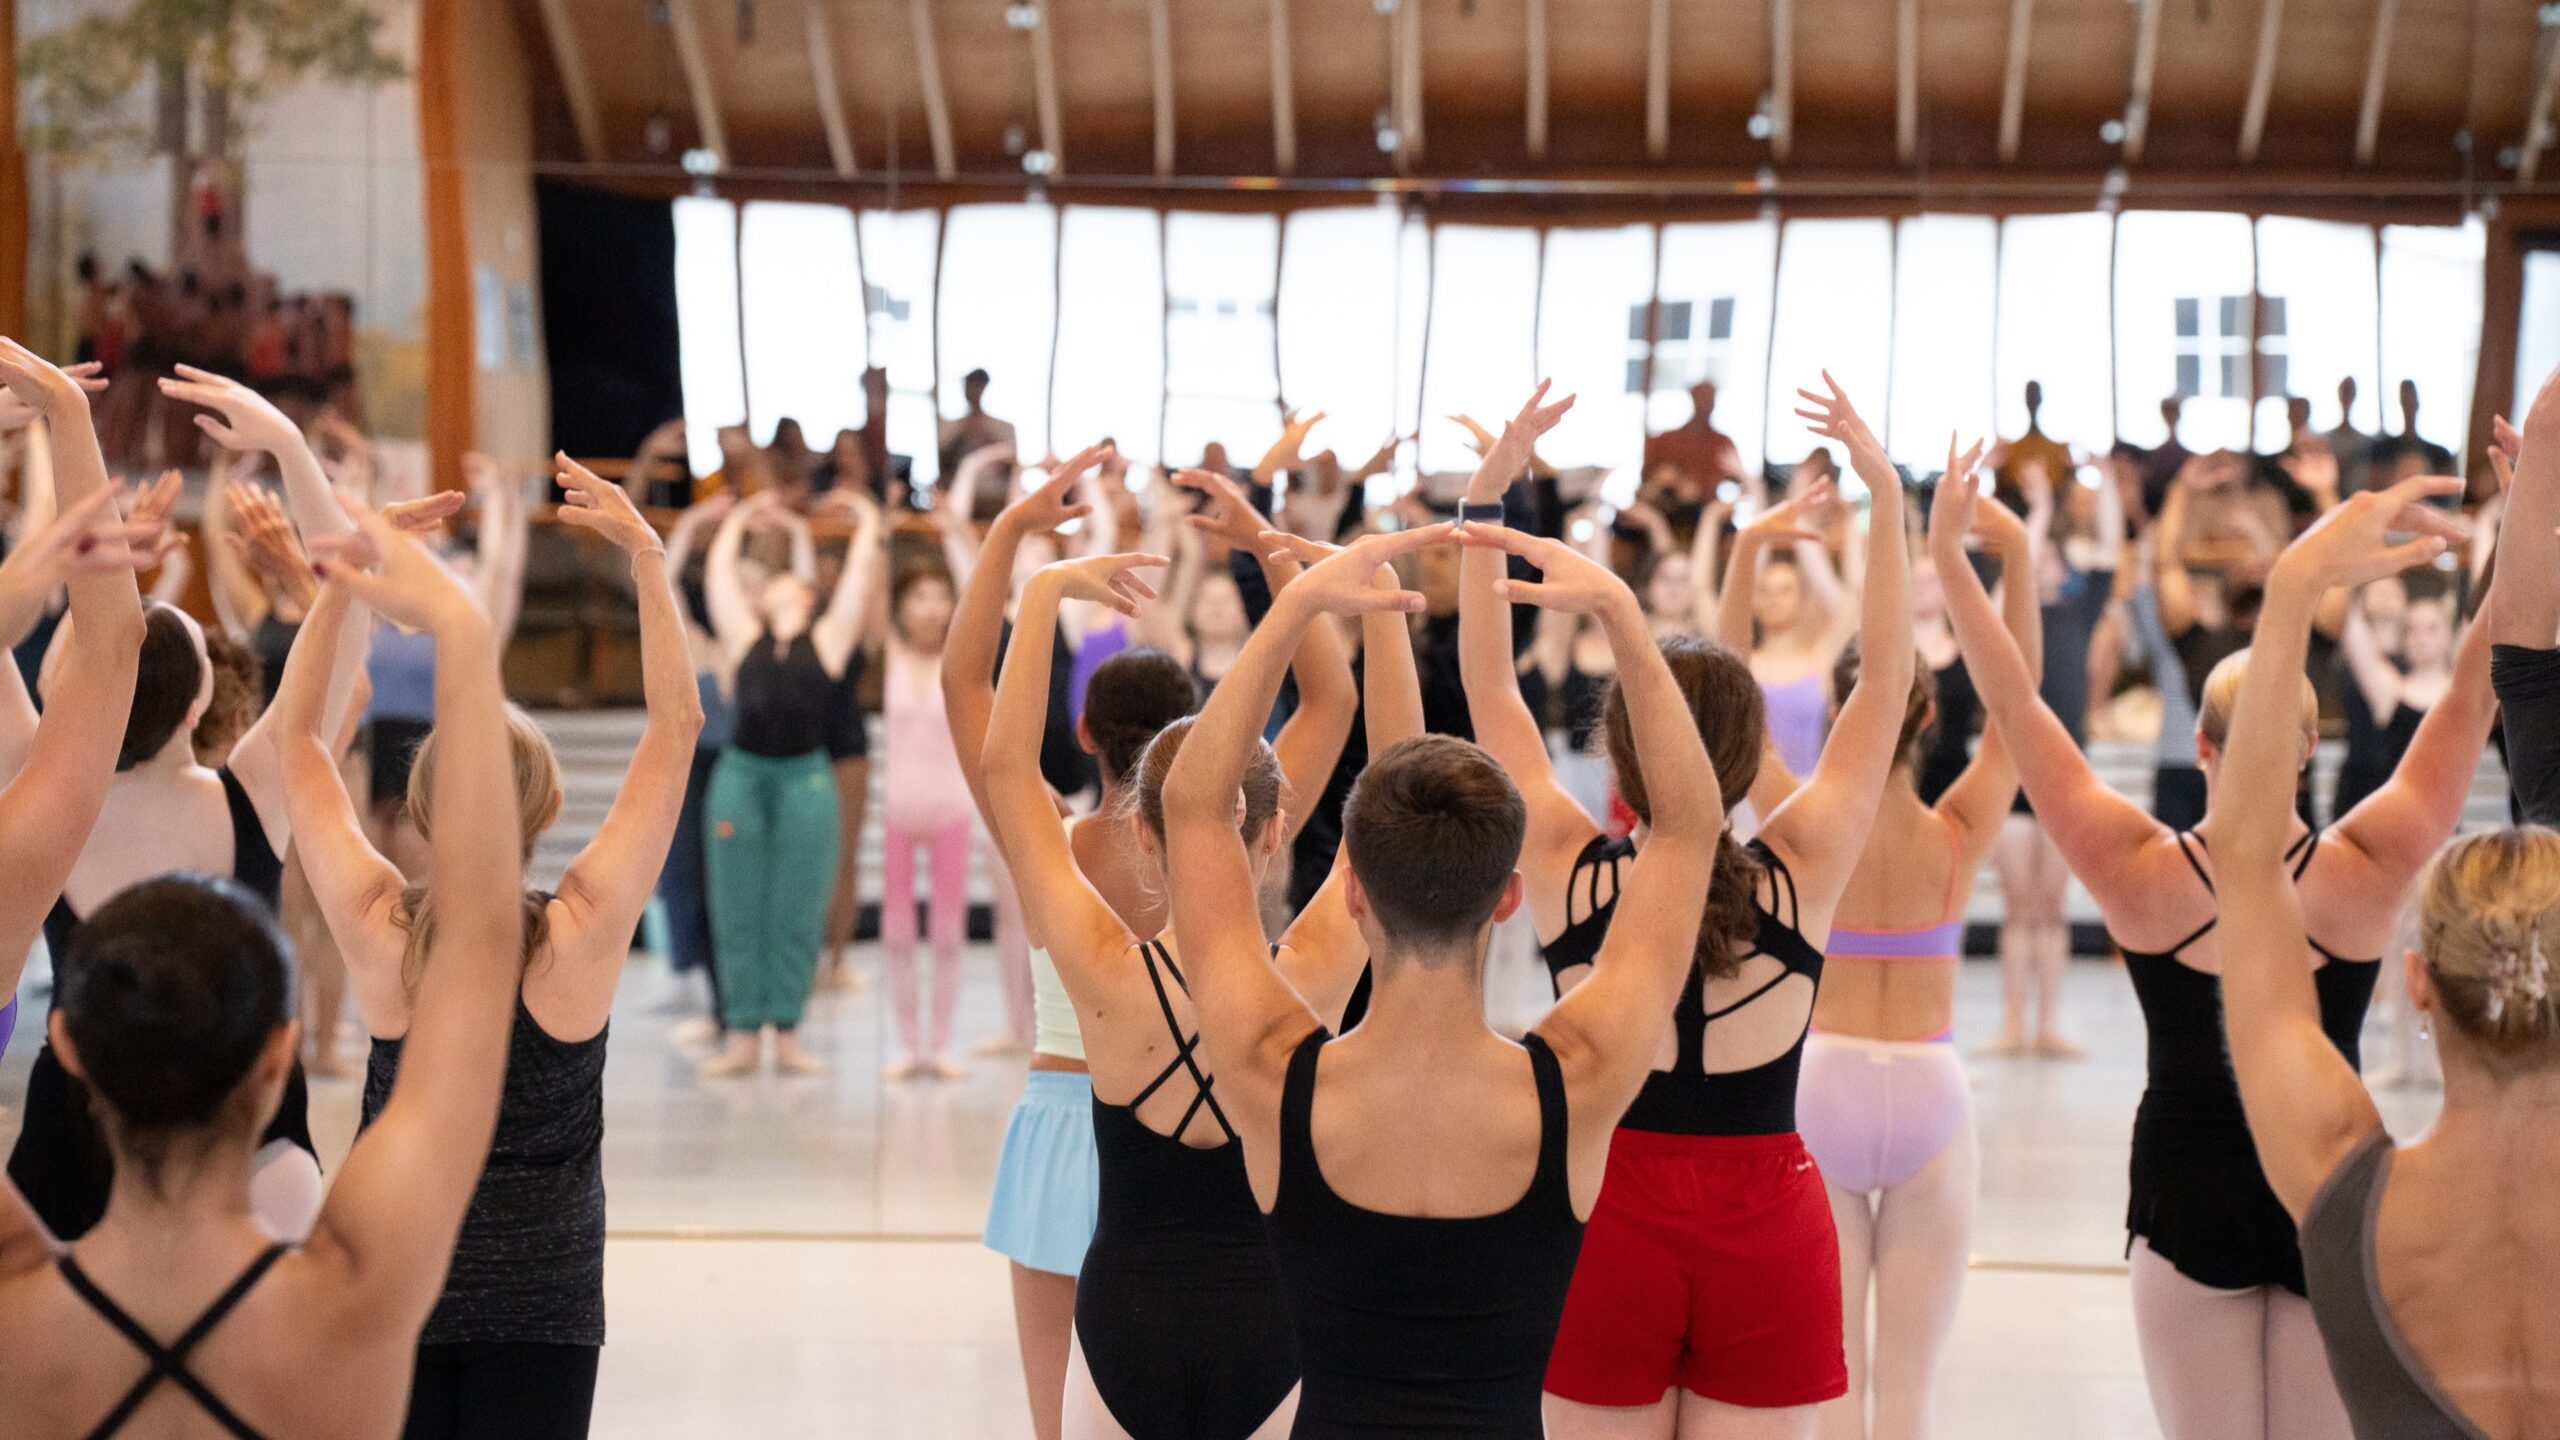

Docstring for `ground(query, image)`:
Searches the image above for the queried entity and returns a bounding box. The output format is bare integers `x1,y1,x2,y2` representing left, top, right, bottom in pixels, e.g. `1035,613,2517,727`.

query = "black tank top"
1538,835,1824,1136
1264,1027,1583,1439
728,631,835,759
360,966,608,1347
248,615,298,707
1916,651,1980,805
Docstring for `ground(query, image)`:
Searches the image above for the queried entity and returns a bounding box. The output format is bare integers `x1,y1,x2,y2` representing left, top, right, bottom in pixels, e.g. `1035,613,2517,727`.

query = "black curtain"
539,180,684,464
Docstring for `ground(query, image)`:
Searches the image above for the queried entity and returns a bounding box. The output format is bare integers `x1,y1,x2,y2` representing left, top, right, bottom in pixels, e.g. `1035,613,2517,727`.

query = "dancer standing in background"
1797,464,2042,1440
880,559,985,1079
1946,454,2493,1440
699,488,882,1078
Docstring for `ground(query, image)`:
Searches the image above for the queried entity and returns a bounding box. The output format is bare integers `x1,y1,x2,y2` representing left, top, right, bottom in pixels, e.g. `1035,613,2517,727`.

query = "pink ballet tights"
882,816,971,1059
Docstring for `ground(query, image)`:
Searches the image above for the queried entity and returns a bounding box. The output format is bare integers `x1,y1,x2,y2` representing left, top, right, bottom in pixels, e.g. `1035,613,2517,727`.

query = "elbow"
87,606,147,660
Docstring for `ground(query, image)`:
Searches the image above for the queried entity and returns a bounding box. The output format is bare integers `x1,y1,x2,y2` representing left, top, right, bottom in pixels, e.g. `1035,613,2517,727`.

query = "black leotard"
2116,830,2378,1294
729,631,836,759
1263,1026,1582,1438
1558,659,1609,755
1916,650,1980,806
1075,942,1299,1439
60,1243,288,1440
2330,679,2422,825
9,769,311,1242
1538,835,1823,1136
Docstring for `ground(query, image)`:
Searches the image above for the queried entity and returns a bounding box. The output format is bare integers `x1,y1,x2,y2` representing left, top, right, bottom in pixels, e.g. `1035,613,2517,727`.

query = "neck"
136,734,203,778
1362,949,1494,1046
2428,1055,2560,1147
94,1139,261,1249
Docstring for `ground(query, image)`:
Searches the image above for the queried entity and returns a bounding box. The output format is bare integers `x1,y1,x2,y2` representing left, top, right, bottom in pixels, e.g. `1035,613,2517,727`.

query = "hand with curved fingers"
309,495,484,635
1175,465,1276,553
123,469,189,565
1036,552,1167,620
1740,475,1840,553
0,341,101,426
1268,524,1448,617
1274,408,1326,463
383,489,468,534
1001,442,1106,538
1793,371,1896,491
159,363,304,456
1449,413,1498,458
1466,381,1577,503
1926,437,1994,561
2269,474,2468,598
0,358,105,431
1458,521,1637,617
555,453,663,556
0,485,167,642
2280,442,2342,511
226,480,319,609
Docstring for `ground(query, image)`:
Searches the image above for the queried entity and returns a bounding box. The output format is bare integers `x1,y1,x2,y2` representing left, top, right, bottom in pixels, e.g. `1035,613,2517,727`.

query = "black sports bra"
60,1243,288,1440
1538,835,1825,1136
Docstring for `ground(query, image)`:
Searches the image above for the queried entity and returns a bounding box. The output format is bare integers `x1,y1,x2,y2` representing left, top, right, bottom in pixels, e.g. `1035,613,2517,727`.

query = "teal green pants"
704,748,841,1031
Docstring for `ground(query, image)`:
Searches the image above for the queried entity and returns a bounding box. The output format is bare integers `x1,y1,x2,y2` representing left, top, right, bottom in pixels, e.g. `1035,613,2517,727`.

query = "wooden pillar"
419,0,475,490
0,0,28,340
2468,215,2525,498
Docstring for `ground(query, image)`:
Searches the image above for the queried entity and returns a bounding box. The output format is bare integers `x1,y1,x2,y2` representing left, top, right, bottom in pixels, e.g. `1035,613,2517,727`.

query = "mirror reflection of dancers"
981,499,1361,1439
2212,458,2555,1440
274,460,701,1437
5,367,376,1247
1785,466,2044,1440
0,473,528,1439
1946,463,2497,1440
696,489,882,1078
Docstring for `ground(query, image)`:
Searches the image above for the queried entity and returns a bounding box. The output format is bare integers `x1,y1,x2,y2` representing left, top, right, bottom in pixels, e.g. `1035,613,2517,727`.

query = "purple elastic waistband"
0,996,16,1065
1827,918,1964,962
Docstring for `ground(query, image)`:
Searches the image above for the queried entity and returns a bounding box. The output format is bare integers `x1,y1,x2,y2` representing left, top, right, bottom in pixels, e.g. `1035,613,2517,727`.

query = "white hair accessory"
2484,931,2553,1024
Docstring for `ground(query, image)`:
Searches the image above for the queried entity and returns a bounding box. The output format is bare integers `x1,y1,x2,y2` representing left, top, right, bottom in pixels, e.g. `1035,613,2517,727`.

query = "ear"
49,1012,87,1082
2193,728,2216,770
1491,871,1526,925
2402,948,2436,1023
1259,808,1293,859
1075,715,1097,757
1342,867,1370,925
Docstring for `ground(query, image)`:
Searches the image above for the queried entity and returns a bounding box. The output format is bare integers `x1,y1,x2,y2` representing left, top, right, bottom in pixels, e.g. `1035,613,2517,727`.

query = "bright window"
1655,221,1778,478
739,201,867,451
939,203,1057,459
1536,224,1654,473
2117,212,2256,452
672,196,745,479
1164,212,1282,469
1420,225,1540,474
1053,207,1165,466
2254,218,2380,447
1278,205,1403,482
2380,222,2484,463
1768,219,1893,470
1889,215,1997,467
2516,249,2560,421
858,209,942,496
1996,213,2115,459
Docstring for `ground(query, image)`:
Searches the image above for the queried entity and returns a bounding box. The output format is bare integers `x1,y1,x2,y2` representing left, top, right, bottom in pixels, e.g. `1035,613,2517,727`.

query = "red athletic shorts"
1544,1128,1847,1409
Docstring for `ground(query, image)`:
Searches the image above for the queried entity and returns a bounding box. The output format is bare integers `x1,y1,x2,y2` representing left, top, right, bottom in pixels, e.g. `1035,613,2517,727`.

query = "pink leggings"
883,817,972,1058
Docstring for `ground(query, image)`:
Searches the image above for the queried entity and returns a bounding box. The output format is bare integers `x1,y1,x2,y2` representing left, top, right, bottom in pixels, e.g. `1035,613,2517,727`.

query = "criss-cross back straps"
1565,837,1623,929
61,1243,288,1440
2155,828,2323,960
1130,942,1238,1147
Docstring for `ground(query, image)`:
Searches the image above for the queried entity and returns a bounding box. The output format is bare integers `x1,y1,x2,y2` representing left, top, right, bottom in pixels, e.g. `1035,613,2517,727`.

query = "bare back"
1815,783,1972,1040
2368,1132,2560,1438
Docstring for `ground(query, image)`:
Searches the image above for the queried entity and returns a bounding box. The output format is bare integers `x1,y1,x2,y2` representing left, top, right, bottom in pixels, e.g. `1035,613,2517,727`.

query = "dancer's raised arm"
1176,464,1358,840
1478,526,1717,1145
809,489,884,679
1711,477,1838,809
1455,384,1587,870
1164,528,1448,1117
1754,377,1914,911
297,499,524,1331
2210,475,2460,1216
0,341,147,985
2491,366,2560,825
1927,465,2044,853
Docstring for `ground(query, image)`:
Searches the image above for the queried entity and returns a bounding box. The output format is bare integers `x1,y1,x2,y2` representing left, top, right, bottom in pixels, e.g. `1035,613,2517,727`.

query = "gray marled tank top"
2299,1131,2489,1440
361,993,609,1347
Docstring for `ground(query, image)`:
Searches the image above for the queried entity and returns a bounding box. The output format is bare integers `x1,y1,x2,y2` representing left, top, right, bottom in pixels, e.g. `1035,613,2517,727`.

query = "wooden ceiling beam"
802,0,858,177
1030,0,1065,174
908,0,956,179
2122,0,2163,164
2354,0,2399,166
535,0,607,163
1150,0,1176,177
1527,0,1549,161
666,0,728,162
1998,0,2033,164
2522,22,2560,184
1270,0,1298,173
2239,0,2284,163
1646,0,1670,160
1771,0,1795,163
1896,0,1919,164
